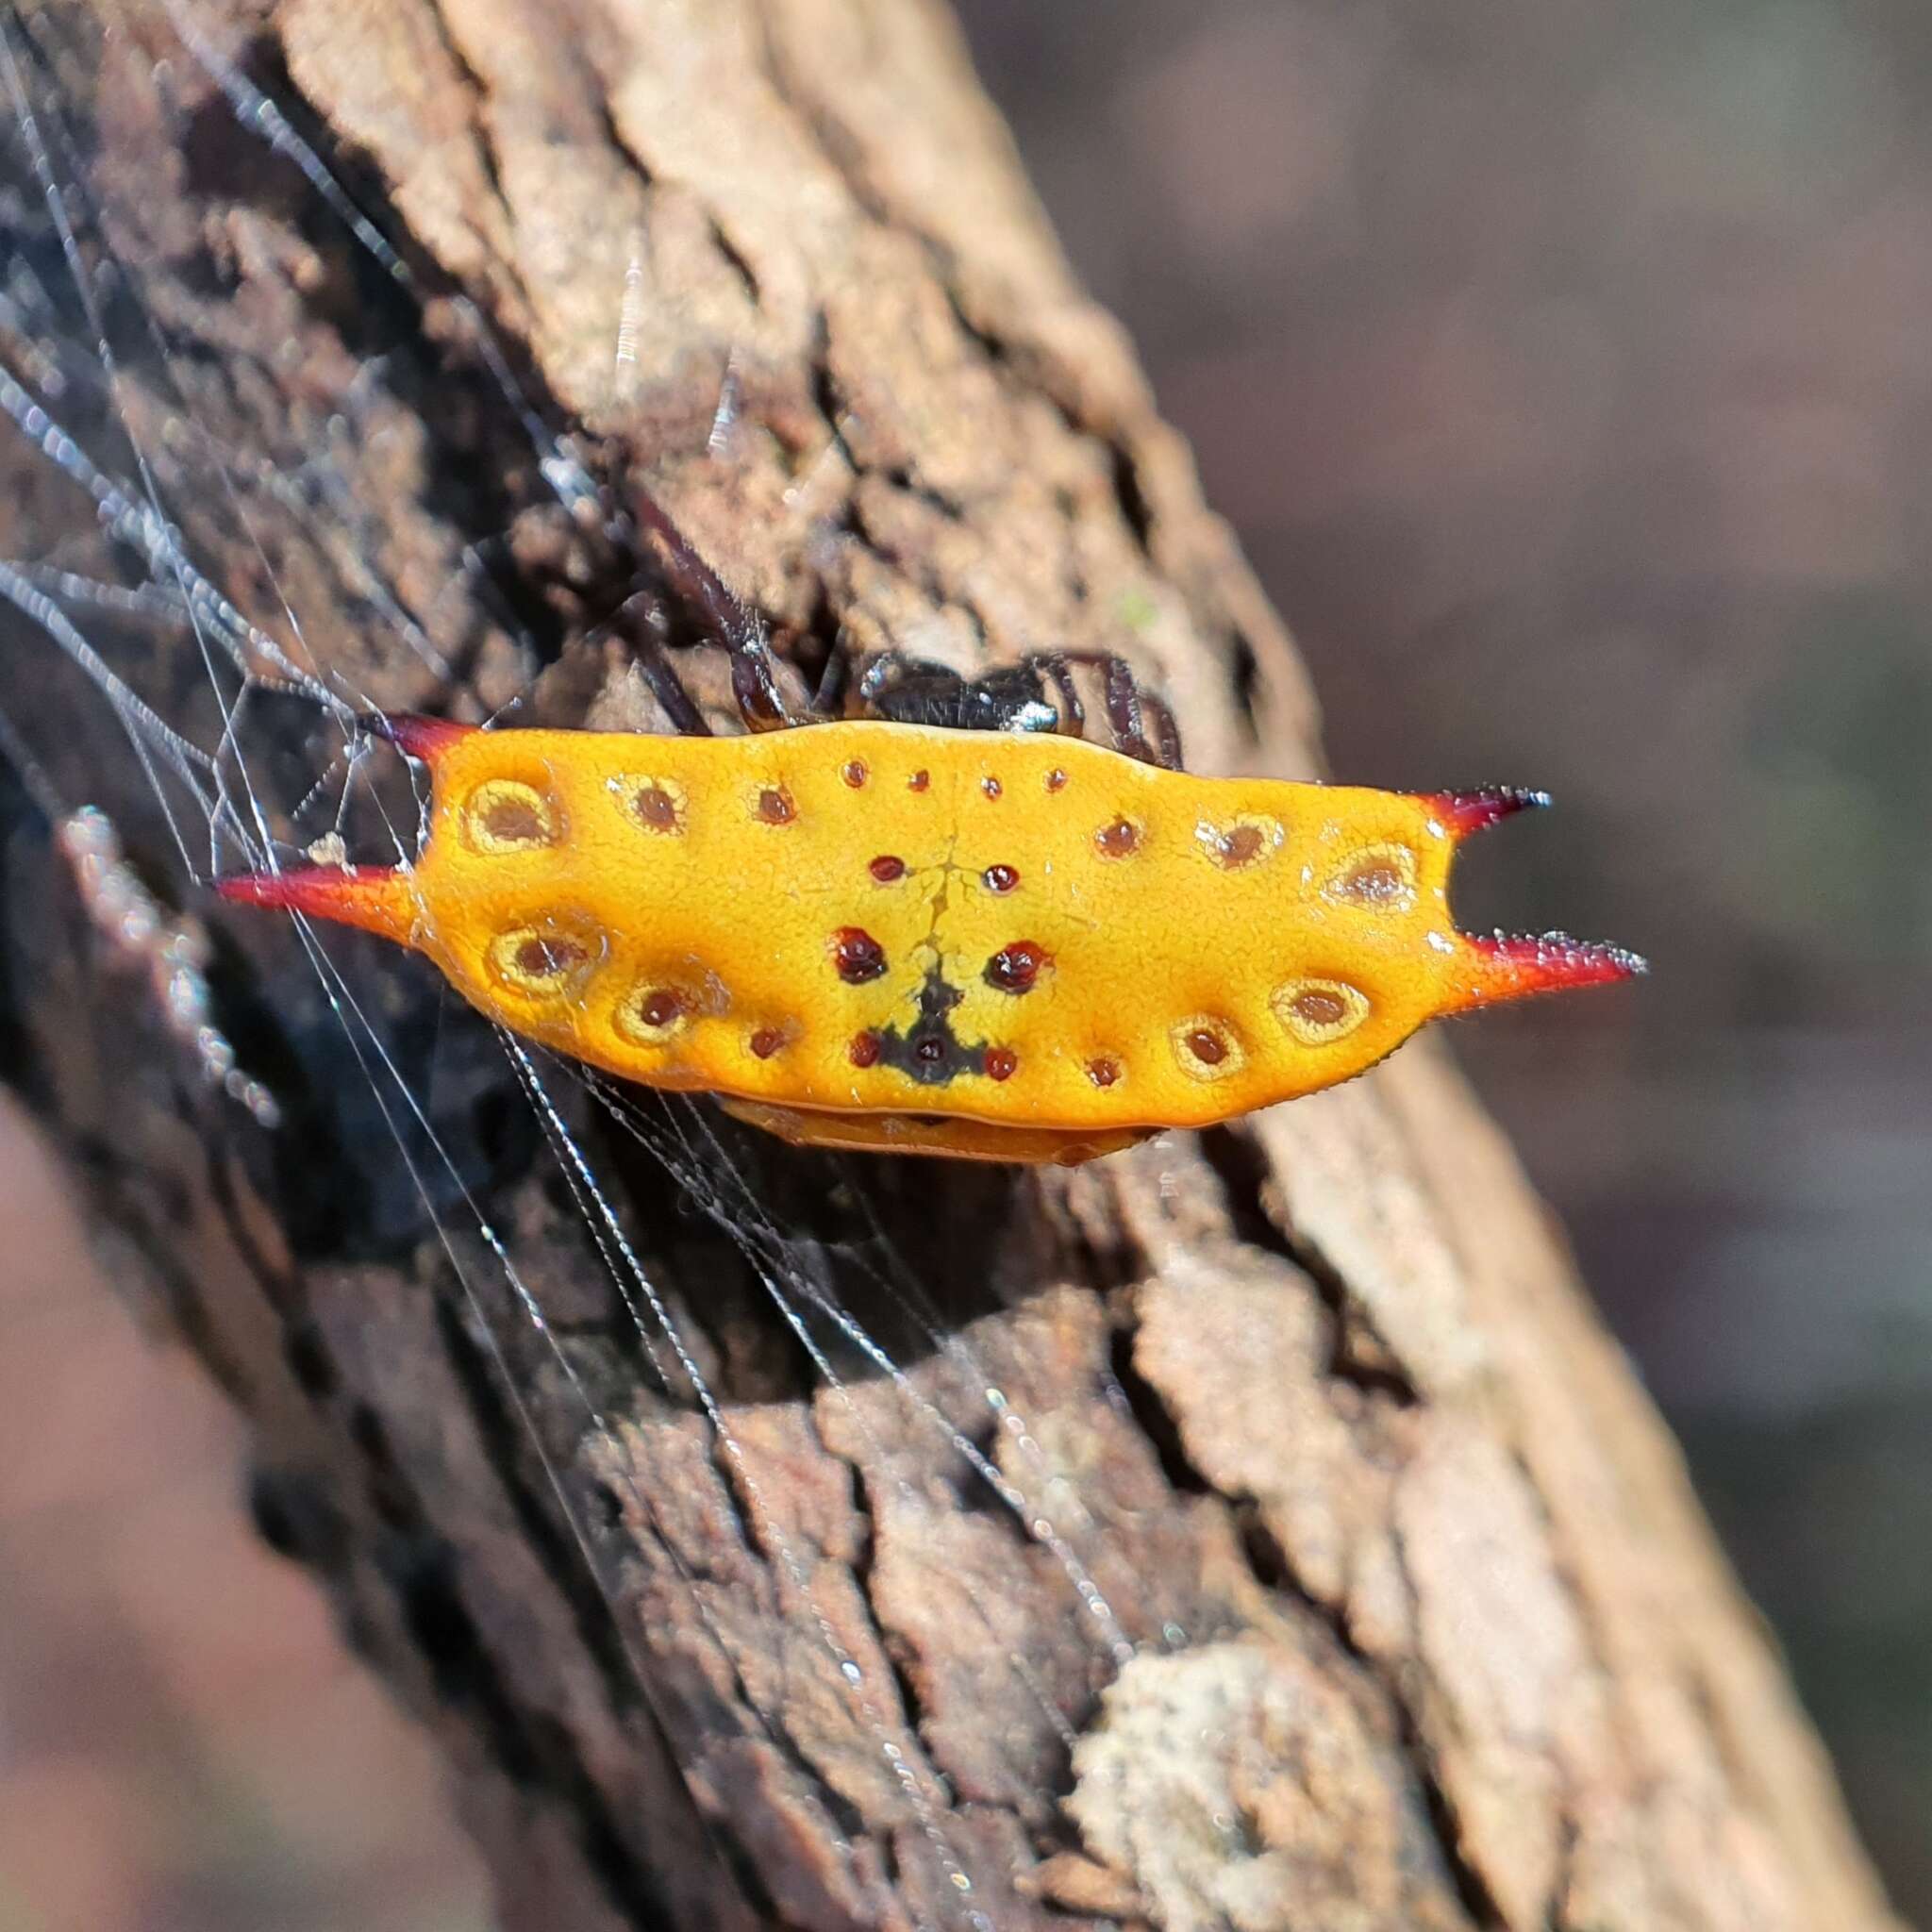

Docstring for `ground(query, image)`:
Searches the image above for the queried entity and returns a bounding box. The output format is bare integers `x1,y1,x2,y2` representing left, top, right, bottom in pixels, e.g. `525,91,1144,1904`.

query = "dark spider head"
861,659,1060,735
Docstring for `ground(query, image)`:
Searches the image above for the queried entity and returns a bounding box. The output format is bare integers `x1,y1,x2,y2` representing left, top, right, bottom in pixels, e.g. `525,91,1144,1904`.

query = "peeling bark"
0,1,1900,1927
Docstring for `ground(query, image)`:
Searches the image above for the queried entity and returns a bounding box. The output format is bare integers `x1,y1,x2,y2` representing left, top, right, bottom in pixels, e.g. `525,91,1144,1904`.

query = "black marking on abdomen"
875,967,987,1086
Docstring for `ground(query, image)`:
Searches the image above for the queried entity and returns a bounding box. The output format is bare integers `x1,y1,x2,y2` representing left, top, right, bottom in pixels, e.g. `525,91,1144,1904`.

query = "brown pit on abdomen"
985,941,1048,994
634,785,679,829
831,927,888,985
515,936,585,978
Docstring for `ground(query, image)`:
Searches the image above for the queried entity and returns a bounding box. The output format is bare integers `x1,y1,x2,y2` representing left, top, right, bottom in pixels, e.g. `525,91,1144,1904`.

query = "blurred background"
4,0,1927,1924
967,0,1932,1910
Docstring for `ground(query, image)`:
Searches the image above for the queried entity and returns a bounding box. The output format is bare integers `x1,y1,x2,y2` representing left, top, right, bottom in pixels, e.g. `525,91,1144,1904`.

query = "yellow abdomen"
219,716,1639,1163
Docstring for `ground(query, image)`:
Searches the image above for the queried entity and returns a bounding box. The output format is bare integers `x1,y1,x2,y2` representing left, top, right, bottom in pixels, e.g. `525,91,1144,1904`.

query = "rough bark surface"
0,1,1901,1928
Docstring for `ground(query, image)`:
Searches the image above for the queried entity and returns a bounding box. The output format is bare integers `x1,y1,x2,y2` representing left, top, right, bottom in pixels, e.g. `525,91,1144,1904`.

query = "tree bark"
0,1,1900,1927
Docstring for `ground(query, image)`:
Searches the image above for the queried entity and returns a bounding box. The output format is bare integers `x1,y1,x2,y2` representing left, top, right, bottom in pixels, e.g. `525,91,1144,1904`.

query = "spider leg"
1044,649,1184,769
809,638,856,718
1101,654,1153,765
1034,655,1086,741
1035,651,1153,761
619,588,713,737
1143,691,1184,771
630,480,792,732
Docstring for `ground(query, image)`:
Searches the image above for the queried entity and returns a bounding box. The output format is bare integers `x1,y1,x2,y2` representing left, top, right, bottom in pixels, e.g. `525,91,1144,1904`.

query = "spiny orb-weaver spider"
219,482,1642,1165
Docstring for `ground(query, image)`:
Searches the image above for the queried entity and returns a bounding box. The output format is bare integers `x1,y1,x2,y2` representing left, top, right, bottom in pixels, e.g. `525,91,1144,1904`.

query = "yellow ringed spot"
485,922,598,999
1272,977,1371,1046
613,773,689,836
1324,842,1418,910
616,981,696,1047
1171,1014,1245,1081
1094,814,1144,859
463,777,560,854
1195,812,1283,871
